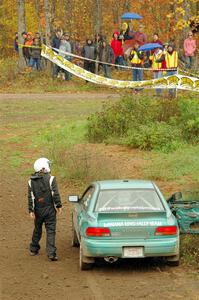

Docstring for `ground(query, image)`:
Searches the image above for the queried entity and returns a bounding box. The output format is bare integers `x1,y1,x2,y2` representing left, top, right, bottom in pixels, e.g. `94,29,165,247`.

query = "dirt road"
1,93,199,300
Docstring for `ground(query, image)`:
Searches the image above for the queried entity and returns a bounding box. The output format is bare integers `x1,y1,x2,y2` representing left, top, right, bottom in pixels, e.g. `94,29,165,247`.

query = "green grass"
144,144,199,184
1,94,199,187
0,57,107,93
31,119,87,149
0,96,108,173
10,151,24,168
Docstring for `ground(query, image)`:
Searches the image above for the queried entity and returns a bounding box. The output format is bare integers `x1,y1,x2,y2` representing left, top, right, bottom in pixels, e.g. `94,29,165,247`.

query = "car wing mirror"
68,195,79,203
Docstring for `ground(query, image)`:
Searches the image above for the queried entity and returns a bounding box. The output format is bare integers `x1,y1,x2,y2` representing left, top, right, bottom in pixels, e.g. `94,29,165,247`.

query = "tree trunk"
93,0,102,74
51,0,55,33
44,0,51,46
44,0,51,70
35,0,43,43
183,0,191,38
63,0,73,35
17,0,26,71
93,0,102,35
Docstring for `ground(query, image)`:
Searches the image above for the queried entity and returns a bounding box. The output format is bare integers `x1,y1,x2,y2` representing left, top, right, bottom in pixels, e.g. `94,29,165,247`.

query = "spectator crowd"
14,23,197,95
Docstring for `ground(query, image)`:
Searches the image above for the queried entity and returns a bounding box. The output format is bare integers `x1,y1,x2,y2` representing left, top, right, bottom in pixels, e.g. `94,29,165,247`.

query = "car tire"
79,243,94,271
166,254,180,267
71,222,79,247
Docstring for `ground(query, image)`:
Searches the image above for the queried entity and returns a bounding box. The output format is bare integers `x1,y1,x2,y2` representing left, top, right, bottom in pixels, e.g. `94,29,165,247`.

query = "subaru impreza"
68,180,179,270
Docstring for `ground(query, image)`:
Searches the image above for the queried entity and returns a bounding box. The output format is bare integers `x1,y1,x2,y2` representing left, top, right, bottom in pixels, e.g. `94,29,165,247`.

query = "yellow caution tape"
40,44,199,92
18,44,42,49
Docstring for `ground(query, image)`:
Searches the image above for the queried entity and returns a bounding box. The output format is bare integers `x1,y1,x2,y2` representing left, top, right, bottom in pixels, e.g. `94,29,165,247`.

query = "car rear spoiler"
97,211,166,220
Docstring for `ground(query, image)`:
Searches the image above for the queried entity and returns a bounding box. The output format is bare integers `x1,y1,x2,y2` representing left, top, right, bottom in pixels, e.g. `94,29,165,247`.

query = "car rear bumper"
82,237,179,258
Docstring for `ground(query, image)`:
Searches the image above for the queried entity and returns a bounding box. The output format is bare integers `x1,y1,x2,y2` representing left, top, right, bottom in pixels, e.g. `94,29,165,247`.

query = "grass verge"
144,144,199,185
180,235,199,269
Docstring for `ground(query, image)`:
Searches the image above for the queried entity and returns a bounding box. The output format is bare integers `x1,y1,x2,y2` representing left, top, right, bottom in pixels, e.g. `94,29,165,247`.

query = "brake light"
86,227,111,237
155,226,177,236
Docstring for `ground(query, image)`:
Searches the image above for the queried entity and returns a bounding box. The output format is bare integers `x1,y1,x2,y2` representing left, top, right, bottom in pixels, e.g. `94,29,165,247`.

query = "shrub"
124,122,182,152
87,95,199,152
178,99,199,143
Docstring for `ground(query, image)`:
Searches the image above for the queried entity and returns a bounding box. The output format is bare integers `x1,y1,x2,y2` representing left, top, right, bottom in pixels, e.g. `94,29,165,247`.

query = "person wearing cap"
28,158,62,261
165,44,178,97
183,31,197,69
99,39,114,78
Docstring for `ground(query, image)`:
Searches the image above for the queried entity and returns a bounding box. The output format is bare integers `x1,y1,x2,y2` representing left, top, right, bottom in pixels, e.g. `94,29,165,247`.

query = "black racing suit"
28,173,62,257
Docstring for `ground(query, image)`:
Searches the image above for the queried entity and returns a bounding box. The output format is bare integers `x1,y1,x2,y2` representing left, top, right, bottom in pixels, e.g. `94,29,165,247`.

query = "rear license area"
123,246,144,258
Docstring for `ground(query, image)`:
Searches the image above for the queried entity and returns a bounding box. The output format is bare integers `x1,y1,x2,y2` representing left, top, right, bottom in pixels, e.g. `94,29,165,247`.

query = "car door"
75,186,95,239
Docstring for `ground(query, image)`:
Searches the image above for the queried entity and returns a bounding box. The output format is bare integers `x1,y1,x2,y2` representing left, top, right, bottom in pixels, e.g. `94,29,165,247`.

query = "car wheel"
71,222,79,247
166,254,180,267
79,243,94,270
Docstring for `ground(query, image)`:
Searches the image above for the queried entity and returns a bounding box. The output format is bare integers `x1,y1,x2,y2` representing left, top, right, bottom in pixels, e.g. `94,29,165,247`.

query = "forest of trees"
0,0,198,57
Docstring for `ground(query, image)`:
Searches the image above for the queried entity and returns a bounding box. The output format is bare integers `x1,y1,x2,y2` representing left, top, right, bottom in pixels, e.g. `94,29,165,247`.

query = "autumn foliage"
0,0,198,56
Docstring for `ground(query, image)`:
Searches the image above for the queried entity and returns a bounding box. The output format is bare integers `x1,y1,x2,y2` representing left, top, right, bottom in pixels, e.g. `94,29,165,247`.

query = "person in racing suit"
28,158,62,261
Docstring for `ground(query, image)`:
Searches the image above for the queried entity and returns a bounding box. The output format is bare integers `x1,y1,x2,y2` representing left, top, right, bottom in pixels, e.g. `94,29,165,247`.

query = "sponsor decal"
103,221,162,227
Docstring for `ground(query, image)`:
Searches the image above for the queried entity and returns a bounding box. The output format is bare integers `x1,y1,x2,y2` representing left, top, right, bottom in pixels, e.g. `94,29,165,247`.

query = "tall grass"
180,235,199,268
144,144,199,184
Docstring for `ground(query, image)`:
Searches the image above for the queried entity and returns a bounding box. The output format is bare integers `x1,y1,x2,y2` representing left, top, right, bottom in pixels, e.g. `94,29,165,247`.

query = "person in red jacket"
111,31,125,68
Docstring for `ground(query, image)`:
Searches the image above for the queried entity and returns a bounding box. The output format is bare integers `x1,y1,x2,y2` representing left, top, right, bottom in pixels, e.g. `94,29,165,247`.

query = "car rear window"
95,189,164,212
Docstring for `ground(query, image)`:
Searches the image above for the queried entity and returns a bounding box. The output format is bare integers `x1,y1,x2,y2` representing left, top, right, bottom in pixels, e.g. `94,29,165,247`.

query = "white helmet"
34,157,51,173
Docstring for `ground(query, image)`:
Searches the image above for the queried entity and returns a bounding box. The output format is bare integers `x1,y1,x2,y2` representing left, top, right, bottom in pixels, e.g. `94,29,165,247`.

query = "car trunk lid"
97,211,167,239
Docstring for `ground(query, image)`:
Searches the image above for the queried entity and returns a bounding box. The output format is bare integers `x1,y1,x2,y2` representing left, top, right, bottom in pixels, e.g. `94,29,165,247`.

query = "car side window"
80,186,95,210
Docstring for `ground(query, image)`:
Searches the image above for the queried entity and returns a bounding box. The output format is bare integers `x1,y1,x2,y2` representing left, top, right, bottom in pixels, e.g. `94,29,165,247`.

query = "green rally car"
68,180,180,270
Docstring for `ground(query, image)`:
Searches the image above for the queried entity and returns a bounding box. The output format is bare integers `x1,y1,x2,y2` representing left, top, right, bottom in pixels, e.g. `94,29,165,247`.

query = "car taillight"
155,226,177,236
86,227,111,237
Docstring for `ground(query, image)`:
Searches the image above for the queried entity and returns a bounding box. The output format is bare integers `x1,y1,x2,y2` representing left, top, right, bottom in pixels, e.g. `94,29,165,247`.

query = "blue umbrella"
139,43,163,51
121,12,142,20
